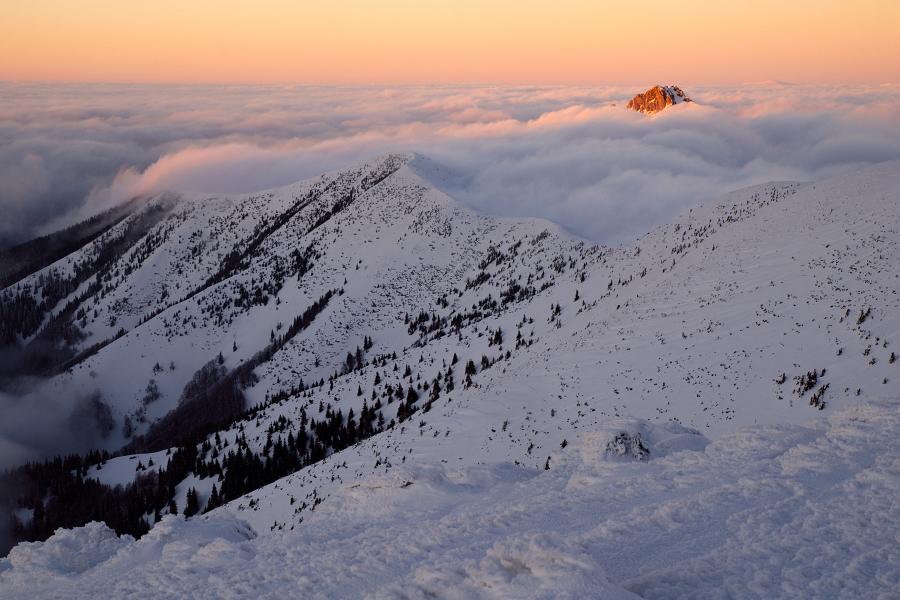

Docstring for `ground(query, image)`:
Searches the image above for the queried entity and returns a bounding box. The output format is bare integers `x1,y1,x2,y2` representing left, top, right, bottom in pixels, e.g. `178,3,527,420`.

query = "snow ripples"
3,403,900,599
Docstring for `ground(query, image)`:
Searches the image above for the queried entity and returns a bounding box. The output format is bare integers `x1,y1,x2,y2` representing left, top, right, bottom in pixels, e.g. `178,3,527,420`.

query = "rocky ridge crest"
627,85,692,114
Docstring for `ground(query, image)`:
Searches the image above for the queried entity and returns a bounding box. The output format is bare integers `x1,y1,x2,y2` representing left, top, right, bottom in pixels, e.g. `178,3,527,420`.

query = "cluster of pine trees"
0,204,171,376
2,452,153,547
2,355,421,549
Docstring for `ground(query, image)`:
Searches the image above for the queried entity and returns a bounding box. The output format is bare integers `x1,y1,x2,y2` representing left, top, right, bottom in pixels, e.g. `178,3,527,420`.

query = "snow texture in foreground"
3,404,899,599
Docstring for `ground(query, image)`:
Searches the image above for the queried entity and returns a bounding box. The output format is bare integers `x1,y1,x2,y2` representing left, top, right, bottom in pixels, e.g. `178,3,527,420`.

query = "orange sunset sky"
1,0,898,85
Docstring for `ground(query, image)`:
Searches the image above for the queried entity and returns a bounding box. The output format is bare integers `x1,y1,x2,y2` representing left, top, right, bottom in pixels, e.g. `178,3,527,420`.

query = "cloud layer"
2,82,900,248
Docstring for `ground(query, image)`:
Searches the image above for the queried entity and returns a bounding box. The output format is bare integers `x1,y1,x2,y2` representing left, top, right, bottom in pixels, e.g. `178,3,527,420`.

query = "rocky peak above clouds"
627,85,692,114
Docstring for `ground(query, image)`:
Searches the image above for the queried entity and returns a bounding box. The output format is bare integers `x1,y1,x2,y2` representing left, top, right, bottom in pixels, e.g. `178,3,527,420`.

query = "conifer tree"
184,487,200,518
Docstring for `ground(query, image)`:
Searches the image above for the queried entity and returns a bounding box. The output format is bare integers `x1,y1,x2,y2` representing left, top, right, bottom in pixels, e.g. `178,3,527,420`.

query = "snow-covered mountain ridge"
2,153,899,598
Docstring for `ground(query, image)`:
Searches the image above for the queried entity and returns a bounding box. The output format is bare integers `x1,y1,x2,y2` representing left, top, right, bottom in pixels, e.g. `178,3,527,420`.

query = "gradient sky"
1,0,898,84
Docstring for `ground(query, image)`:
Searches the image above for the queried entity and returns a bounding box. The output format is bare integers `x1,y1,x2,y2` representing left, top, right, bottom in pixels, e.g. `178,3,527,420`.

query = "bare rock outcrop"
627,85,692,114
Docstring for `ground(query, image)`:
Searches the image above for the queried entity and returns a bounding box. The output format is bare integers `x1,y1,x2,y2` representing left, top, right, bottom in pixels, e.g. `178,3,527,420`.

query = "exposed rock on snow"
581,417,709,463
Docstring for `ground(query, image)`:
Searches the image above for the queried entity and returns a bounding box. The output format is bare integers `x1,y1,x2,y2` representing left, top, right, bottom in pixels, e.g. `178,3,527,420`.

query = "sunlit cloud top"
2,83,900,250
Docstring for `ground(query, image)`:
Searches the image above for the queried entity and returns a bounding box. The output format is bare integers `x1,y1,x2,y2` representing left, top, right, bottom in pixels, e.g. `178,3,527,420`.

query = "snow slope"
8,154,898,448
3,398,899,598
202,157,898,539
2,154,900,597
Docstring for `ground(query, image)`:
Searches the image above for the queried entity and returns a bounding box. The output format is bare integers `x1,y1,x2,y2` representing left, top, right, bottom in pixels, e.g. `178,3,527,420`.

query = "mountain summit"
627,85,692,114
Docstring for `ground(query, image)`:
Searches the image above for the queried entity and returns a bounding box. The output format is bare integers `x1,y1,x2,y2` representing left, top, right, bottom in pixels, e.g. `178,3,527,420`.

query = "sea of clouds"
1,81,899,555
2,82,900,250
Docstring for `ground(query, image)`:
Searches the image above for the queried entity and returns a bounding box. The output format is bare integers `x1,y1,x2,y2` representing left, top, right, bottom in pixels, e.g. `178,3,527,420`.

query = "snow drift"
3,398,899,598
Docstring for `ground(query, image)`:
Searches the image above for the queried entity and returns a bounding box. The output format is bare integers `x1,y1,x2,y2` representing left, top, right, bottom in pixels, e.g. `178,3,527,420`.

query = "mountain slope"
194,157,900,537
8,154,898,452
1,155,900,597
3,397,899,599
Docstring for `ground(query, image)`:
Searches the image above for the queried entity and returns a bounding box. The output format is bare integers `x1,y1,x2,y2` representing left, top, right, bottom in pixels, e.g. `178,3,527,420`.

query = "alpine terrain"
1,152,899,599
626,85,693,114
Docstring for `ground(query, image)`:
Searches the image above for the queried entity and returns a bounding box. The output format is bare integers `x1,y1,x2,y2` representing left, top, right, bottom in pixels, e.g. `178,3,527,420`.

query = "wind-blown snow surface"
3,399,900,599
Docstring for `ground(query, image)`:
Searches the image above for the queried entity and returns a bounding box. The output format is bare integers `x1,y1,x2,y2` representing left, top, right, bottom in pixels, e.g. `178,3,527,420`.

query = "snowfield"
3,400,900,599
2,153,900,598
